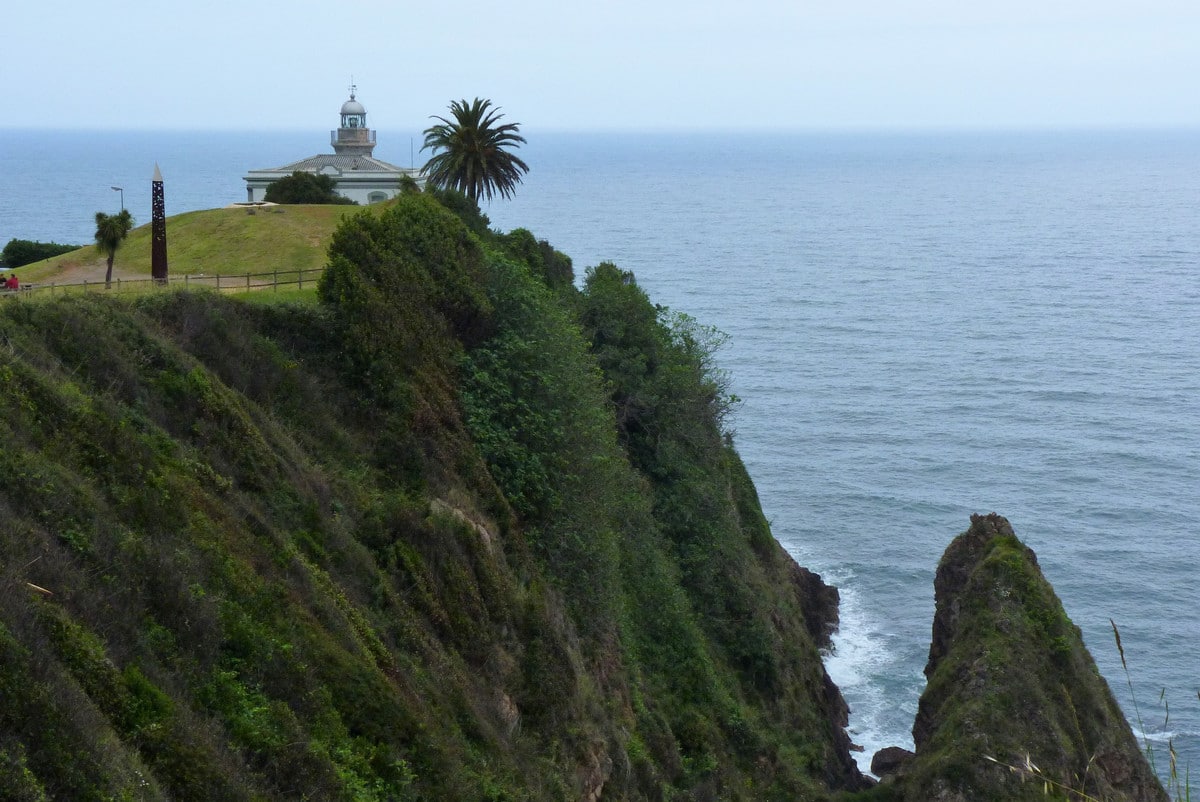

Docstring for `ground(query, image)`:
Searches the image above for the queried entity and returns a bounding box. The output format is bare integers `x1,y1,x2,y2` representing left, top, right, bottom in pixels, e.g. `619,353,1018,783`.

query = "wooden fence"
2,268,325,298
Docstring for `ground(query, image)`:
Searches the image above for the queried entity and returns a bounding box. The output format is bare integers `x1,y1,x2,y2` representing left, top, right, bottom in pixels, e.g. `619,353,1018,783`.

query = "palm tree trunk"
105,256,114,289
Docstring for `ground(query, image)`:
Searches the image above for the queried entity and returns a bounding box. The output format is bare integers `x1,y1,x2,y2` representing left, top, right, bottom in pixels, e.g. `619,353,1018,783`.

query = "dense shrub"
496,227,574,290
264,172,357,204
423,186,492,237
2,238,80,267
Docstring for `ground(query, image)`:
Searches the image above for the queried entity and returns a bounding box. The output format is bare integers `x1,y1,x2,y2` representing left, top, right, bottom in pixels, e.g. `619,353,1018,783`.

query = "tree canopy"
264,172,357,205
93,209,134,287
422,98,529,203
2,239,80,268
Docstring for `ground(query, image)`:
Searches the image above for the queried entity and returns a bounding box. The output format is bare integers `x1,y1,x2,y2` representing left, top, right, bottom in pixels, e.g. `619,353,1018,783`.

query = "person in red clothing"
4,274,18,291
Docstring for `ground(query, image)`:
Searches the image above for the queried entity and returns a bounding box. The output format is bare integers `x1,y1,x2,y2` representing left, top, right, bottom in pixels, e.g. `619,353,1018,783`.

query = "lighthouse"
332,85,376,156
242,83,423,205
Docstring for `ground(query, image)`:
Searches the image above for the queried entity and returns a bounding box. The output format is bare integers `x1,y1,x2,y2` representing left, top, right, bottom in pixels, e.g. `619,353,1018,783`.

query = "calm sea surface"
3,128,1198,781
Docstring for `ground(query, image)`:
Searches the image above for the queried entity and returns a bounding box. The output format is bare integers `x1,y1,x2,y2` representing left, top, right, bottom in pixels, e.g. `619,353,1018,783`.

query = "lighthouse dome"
335,86,374,151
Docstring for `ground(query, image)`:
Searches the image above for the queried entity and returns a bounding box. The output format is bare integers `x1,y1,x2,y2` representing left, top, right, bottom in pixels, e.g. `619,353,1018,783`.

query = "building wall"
333,183,401,205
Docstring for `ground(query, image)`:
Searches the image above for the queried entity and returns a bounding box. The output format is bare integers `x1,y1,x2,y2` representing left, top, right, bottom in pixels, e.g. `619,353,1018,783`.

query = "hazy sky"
6,0,1198,131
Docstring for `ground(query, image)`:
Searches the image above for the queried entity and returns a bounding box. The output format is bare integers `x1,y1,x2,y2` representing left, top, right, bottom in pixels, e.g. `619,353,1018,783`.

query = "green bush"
318,194,493,397
496,228,574,290
2,238,80,267
424,187,492,237
264,172,358,204
460,251,624,631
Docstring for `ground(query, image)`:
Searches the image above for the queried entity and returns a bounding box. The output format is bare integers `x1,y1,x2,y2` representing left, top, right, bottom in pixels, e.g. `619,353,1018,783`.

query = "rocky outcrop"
895,513,1167,801
871,746,914,778
788,561,840,650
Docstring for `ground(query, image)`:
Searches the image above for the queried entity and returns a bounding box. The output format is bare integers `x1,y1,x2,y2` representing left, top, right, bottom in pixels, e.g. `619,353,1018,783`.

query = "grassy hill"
18,204,360,284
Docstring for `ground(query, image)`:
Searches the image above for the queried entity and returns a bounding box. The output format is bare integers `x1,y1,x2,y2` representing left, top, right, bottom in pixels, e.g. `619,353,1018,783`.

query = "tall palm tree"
422,98,530,203
94,209,134,288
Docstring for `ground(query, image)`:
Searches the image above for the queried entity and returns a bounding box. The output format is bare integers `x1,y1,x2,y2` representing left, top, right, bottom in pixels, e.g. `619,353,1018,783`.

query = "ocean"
3,127,1198,782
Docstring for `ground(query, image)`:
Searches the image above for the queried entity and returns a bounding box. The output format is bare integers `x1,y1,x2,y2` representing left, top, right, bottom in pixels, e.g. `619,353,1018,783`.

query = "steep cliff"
0,192,861,800
885,513,1167,802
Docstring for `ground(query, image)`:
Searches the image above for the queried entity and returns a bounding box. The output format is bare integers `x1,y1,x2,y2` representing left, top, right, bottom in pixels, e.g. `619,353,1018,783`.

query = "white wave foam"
1134,727,1187,743
822,579,919,775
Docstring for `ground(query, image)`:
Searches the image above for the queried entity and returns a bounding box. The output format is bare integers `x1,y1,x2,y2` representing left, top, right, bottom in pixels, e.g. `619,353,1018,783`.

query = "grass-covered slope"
0,190,860,800
21,204,358,284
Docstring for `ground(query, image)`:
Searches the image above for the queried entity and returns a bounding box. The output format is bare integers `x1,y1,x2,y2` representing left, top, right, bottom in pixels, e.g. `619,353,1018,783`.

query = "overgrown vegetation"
0,188,859,799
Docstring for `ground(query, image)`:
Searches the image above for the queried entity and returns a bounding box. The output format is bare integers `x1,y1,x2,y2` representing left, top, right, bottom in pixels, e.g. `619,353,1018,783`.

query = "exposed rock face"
785,560,868,789
899,513,1168,802
871,746,914,778
788,561,840,650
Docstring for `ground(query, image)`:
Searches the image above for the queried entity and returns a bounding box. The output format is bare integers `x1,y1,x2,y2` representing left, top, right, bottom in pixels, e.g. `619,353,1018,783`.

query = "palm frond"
421,97,529,202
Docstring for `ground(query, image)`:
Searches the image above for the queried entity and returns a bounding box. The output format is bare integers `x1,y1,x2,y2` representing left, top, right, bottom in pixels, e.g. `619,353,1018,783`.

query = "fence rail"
1,268,325,298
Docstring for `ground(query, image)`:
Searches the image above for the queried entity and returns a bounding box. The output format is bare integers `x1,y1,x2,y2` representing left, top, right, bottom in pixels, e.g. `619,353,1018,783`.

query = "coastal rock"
899,513,1168,801
788,561,840,650
870,745,914,777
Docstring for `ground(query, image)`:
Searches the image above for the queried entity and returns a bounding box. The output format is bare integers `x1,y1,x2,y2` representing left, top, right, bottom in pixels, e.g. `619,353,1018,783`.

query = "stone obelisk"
151,163,168,283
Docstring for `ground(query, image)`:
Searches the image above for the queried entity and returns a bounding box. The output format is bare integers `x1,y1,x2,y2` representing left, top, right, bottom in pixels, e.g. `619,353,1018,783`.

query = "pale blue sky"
5,0,1198,131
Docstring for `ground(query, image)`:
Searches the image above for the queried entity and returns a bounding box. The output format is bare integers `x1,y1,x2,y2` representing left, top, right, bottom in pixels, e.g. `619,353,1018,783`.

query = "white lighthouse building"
243,86,422,204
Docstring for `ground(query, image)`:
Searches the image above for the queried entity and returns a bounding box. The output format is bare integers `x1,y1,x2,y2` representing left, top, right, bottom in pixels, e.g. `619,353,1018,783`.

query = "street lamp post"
111,186,124,212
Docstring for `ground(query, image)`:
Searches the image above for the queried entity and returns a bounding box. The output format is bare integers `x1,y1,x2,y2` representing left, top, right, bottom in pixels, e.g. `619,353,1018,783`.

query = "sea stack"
892,513,1167,801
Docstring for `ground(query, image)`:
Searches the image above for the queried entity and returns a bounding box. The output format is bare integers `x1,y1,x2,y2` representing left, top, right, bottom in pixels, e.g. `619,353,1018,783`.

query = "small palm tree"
422,98,530,203
94,209,133,288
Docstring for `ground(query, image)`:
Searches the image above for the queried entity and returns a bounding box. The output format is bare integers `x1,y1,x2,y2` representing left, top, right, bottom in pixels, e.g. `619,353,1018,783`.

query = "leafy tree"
579,263,737,451
496,228,574,290
422,98,530,203
93,209,134,288
424,186,492,237
2,239,80,267
317,193,493,400
264,172,357,205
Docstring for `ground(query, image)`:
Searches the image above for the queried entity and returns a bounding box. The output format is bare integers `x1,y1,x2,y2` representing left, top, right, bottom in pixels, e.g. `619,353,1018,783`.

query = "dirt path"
22,256,150,288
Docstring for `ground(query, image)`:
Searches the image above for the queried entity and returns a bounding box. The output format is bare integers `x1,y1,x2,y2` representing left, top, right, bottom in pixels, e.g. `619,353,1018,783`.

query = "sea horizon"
5,126,1199,248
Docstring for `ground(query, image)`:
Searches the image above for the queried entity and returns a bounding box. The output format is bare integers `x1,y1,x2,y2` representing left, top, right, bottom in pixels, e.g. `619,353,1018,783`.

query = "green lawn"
20,204,365,284
231,285,321,305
